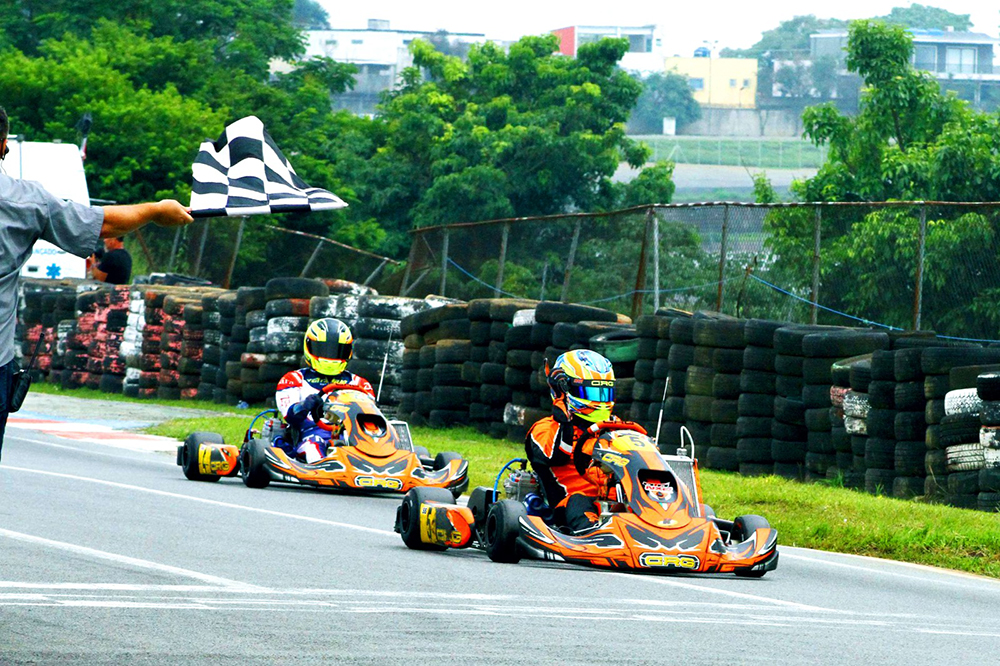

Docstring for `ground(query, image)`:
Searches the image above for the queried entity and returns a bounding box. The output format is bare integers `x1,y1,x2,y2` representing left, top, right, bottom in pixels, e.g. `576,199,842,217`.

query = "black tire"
485,499,526,563
535,301,617,325
434,451,463,470
738,393,774,417
743,346,775,372
668,317,695,344
398,487,456,551
712,373,741,399
181,432,224,482
743,319,784,347
265,277,329,302
693,318,745,348
922,348,1000,375
977,371,1000,401
732,515,773,577
924,374,951,400
240,438,271,488
740,370,775,394
359,295,428,321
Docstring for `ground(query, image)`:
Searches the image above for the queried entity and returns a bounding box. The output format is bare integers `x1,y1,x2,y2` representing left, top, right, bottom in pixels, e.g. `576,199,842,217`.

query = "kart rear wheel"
398,487,456,551
433,451,463,470
181,432,224,482
485,499,525,564
240,438,271,489
732,514,772,578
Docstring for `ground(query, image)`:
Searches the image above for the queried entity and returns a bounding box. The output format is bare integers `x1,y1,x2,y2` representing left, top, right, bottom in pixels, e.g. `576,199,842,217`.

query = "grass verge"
31,383,229,412
146,414,1000,580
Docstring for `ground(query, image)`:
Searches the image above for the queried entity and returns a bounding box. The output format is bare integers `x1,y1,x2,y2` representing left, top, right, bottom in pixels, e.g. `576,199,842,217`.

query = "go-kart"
395,423,778,577
177,386,469,497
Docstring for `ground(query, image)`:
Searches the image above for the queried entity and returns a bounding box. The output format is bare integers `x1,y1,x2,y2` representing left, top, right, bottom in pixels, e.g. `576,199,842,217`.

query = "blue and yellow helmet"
547,349,616,423
303,318,353,376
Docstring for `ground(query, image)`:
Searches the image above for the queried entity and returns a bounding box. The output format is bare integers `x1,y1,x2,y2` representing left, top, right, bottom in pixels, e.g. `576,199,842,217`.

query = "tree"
879,4,971,30
342,35,653,255
293,0,328,30
423,30,471,59
721,15,847,58
628,72,701,134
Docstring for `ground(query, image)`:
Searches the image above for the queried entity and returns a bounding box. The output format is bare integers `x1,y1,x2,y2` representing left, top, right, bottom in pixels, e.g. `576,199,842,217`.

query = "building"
664,57,758,108
301,20,488,115
810,28,1000,108
552,25,664,73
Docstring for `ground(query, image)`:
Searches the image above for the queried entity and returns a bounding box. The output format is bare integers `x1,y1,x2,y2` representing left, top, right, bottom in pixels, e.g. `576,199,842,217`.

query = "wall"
681,107,805,137
665,57,758,108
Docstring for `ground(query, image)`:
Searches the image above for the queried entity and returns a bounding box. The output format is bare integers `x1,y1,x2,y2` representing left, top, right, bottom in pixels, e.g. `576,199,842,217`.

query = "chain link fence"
400,202,1000,341
128,216,400,289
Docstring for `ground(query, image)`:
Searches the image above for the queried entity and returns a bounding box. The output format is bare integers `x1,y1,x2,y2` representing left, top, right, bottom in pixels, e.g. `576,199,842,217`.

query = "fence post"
362,258,389,286
400,235,419,296
561,220,582,303
913,205,928,330
495,222,510,296
223,217,246,289
132,229,156,273
716,205,730,312
540,262,549,302
168,227,182,272
810,206,822,324
652,210,661,312
439,229,450,297
631,212,653,321
299,240,325,278
191,219,210,277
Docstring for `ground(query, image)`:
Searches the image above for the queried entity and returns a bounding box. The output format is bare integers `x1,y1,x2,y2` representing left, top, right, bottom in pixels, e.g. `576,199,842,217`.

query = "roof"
307,28,485,38
812,29,996,45
553,25,656,33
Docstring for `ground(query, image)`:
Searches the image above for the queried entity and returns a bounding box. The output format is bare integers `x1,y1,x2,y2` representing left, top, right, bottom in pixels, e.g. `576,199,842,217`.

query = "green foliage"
292,0,329,30
879,4,971,30
721,15,847,58
618,161,675,207
628,71,701,134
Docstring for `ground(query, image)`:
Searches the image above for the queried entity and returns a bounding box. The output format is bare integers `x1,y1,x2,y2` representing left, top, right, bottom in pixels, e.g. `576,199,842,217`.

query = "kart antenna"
653,374,670,445
376,328,392,404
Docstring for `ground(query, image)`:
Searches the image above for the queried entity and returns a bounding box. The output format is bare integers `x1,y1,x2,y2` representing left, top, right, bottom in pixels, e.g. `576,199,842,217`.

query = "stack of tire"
686,316,745,471
659,315,695,453
975,371,1000,512
214,292,239,404
61,315,92,390
76,287,112,390
400,303,471,427
467,299,538,437
227,287,265,404
95,285,131,394
630,313,662,434
737,320,784,476
120,287,145,397
136,288,170,399
157,294,197,400
499,312,542,442
198,293,223,401
53,318,78,388
832,355,872,488
884,347,934,498
938,384,986,508
176,300,205,400
921,347,1000,503
16,280,72,381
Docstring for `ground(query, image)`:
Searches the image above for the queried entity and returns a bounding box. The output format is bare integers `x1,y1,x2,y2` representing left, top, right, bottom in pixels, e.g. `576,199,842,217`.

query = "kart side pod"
178,432,241,481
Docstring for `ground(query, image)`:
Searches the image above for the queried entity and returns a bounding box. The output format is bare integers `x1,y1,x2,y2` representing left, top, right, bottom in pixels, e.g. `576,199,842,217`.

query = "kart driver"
525,349,626,533
275,318,374,463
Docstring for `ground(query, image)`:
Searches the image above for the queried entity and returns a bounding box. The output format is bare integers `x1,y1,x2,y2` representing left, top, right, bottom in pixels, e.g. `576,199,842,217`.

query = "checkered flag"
190,116,347,217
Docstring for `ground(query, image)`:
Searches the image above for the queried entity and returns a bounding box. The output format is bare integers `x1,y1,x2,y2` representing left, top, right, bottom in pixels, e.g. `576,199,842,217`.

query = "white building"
303,19,488,115
551,24,665,74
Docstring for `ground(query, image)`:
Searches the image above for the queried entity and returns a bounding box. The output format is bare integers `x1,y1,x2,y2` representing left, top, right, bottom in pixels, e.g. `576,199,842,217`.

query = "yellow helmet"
547,349,616,424
303,318,353,376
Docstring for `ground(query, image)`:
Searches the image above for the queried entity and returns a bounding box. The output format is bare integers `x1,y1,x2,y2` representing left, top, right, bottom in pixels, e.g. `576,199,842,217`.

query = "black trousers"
565,493,599,533
0,359,15,462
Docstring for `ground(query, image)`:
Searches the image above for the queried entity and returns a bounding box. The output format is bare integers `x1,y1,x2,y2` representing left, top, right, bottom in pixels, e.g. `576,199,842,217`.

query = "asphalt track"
3,424,1000,664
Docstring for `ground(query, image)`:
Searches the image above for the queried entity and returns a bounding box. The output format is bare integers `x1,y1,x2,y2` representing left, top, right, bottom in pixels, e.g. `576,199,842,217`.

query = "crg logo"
638,552,700,569
355,476,403,490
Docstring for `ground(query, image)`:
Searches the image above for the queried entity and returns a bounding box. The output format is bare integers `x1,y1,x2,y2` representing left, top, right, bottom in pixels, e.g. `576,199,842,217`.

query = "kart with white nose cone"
395,423,778,576
177,386,469,496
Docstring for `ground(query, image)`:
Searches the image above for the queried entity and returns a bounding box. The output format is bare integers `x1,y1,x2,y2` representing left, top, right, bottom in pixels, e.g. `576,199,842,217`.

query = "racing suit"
275,367,374,463
525,415,621,533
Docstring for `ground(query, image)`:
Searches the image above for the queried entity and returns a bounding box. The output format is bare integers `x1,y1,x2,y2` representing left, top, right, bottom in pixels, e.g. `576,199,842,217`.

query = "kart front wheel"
240,438,271,489
485,499,526,564
398,487,456,551
181,432,224,482
732,514,772,578
434,451,463,469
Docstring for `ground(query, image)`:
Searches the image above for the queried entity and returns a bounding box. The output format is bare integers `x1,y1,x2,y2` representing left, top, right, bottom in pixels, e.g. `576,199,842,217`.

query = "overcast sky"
317,1,997,56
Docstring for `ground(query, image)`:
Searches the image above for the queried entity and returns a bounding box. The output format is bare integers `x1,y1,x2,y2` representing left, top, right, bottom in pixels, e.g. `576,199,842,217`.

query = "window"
914,45,937,72
689,78,704,91
743,78,751,87
351,39,363,45
403,39,412,45
945,47,976,74
729,78,737,88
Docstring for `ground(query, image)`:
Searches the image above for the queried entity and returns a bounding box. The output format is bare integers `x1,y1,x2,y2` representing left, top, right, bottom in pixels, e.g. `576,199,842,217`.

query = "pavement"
2,400,1000,663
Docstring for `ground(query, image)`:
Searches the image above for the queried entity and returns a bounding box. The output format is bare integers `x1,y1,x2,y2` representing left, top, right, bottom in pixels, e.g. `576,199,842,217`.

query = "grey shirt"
1,172,103,366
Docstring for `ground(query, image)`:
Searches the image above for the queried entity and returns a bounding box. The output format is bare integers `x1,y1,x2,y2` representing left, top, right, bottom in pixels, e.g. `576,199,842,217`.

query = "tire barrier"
16,279,81,387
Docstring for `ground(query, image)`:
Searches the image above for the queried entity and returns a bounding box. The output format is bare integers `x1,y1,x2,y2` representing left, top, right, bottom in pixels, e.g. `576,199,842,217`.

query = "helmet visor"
308,339,351,361
567,380,615,403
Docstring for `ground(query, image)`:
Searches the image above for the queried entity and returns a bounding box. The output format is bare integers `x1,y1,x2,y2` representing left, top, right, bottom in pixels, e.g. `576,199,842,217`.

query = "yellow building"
664,57,757,108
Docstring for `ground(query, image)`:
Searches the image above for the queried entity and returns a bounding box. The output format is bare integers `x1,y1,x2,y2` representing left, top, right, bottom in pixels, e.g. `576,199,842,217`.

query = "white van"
5,137,91,280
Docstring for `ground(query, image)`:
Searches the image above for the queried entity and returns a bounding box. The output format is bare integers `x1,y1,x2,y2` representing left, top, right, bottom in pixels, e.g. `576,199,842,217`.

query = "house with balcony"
552,25,665,74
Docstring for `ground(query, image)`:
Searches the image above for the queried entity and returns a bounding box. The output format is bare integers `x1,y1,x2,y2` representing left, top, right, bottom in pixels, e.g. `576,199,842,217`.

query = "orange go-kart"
395,423,778,577
177,387,469,497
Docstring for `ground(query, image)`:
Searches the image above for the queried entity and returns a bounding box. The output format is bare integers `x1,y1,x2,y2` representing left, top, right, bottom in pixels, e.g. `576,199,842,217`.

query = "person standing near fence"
0,106,194,459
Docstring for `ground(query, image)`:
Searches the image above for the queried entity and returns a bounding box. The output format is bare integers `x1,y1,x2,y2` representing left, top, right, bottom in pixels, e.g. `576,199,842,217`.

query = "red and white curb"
7,417,178,453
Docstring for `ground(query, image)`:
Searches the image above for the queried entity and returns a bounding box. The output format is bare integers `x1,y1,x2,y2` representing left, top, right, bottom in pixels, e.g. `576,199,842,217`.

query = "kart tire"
434,451,463,470
485,499,526,564
732,515,773,577
398,487,455,551
413,445,431,459
181,432,224,482
240,438,271,489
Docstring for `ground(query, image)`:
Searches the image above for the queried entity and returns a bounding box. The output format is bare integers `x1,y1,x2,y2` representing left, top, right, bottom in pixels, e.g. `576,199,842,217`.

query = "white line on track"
1,465,397,537
8,435,175,466
0,528,264,591
780,548,1000,588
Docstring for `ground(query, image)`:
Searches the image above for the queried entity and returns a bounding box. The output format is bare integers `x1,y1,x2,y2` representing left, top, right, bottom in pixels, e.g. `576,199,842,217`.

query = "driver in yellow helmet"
275,318,374,463
525,349,639,533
